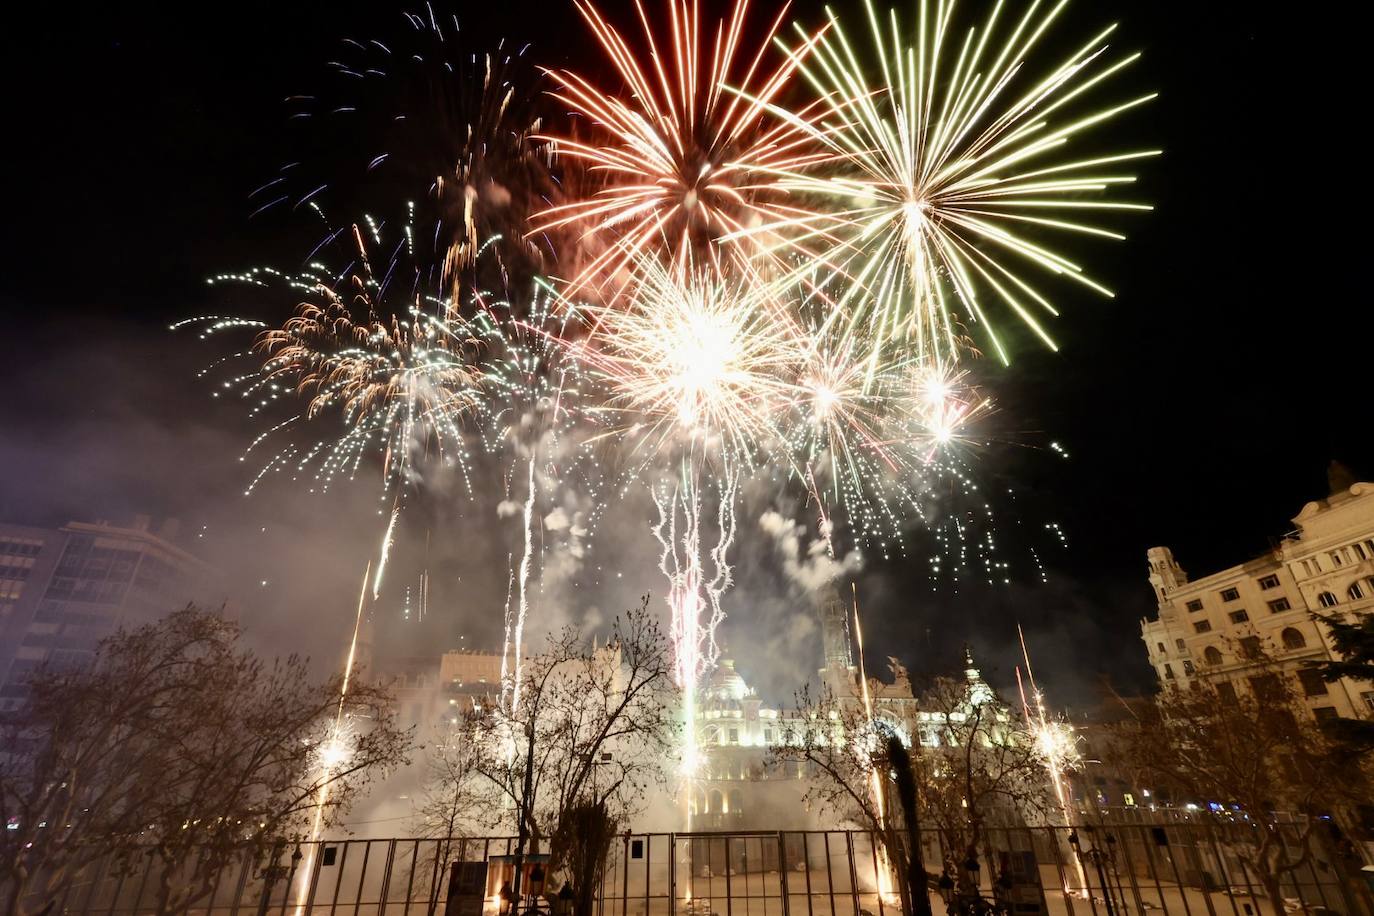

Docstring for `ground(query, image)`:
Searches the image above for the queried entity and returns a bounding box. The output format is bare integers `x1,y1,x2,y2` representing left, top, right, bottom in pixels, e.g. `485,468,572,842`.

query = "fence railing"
11,822,1372,916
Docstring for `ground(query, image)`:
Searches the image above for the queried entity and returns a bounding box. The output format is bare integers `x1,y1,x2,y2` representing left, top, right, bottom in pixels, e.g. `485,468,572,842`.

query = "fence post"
724,837,733,916
377,839,398,916
845,832,861,916
778,833,791,916
329,841,352,916
623,833,631,916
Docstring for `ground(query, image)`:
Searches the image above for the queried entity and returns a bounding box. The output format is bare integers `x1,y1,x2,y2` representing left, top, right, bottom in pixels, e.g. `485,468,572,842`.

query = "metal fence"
13,822,1374,916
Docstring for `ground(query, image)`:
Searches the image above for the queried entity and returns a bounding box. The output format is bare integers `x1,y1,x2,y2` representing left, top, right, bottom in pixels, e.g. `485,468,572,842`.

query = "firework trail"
850,589,900,904
511,454,537,710
293,564,372,915
732,0,1158,364
653,466,739,787
1016,624,1086,892
462,253,609,712
532,0,831,292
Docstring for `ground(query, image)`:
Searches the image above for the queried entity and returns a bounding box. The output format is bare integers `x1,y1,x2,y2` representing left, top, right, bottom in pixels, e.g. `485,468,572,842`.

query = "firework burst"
531,0,831,293
567,253,807,464
182,213,484,506
735,0,1158,363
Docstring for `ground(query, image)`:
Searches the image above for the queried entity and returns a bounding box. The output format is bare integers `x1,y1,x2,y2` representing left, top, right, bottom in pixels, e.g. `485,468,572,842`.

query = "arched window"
1317,591,1339,609
1203,646,1224,666
708,790,723,814
728,789,743,815
1350,582,1366,601
1281,627,1307,650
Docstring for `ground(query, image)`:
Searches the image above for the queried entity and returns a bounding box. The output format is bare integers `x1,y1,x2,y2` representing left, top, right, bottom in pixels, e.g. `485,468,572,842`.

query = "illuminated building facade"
0,515,220,710
1140,471,1374,720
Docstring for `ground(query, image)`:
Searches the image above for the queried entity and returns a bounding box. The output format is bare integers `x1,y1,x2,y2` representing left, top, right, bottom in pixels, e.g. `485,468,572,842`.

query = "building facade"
375,584,1009,832
0,515,220,710
1140,476,1374,720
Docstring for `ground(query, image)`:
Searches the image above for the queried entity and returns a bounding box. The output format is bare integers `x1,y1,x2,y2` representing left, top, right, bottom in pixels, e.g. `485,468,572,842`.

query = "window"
1220,587,1240,602
1362,691,1374,712
1156,642,1166,654
1350,583,1366,601
1215,680,1237,703
1356,543,1368,561
1204,646,1224,666
1281,627,1307,650
1258,574,1280,590
728,727,739,745
1330,551,1345,567
1267,597,1292,613
1163,663,1175,679
1313,707,1338,722
1238,636,1262,659
1182,660,1196,676
1176,638,1186,651
1317,591,1339,608
1194,620,1212,633
1297,669,1329,697
1228,609,1250,624
1249,674,1282,700
1186,599,1204,612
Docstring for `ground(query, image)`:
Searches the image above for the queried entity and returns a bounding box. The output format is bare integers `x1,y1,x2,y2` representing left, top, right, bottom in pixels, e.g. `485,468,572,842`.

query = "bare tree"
1105,647,1360,916
768,683,934,906
413,722,486,916
915,676,1051,888
435,598,677,889
772,674,1049,898
550,800,618,916
0,607,412,916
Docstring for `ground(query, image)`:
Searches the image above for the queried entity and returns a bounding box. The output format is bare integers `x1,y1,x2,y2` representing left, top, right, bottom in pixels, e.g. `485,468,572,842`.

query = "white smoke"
758,510,862,593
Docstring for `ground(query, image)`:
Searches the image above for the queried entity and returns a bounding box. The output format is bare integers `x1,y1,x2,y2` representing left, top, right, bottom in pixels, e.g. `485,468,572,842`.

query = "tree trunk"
6,871,27,916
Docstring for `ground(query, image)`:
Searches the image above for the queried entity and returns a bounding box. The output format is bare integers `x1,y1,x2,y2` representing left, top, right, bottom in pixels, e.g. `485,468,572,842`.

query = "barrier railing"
9,822,1371,916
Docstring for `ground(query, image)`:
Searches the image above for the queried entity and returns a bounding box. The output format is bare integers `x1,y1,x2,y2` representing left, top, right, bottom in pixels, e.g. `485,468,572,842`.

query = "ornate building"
1140,469,1374,720
688,584,1003,829
377,582,1008,831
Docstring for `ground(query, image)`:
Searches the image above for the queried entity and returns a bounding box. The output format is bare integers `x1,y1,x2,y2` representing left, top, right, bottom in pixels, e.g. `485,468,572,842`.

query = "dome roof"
706,658,748,700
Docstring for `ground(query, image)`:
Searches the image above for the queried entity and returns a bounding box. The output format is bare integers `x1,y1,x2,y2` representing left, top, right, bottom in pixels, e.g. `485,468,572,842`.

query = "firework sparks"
654,467,738,790
185,214,486,507
733,0,1158,363
265,10,555,286
531,0,830,292
1017,625,1087,891
567,254,806,462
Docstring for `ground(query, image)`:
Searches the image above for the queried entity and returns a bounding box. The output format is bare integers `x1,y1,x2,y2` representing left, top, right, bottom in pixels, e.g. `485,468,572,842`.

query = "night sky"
0,1,1363,706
